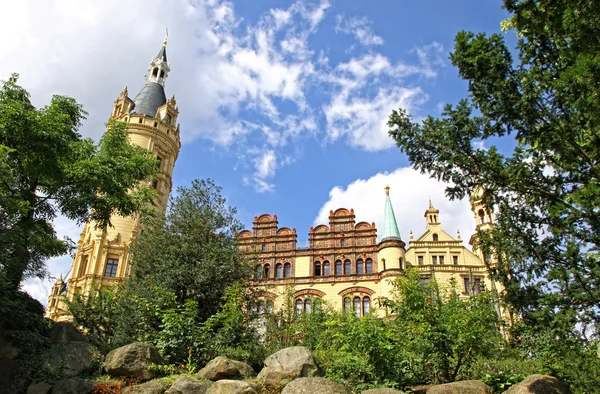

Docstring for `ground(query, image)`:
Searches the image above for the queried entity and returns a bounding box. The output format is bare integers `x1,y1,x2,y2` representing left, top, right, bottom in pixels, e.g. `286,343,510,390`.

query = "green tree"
127,179,250,321
0,74,158,289
388,0,600,331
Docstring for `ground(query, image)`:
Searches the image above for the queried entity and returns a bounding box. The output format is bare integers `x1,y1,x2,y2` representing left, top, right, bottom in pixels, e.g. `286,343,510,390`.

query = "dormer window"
166,114,172,124
432,233,439,241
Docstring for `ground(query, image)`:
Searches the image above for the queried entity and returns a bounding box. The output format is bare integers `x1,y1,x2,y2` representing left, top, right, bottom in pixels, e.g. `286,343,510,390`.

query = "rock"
49,322,87,344
51,379,96,394
205,380,260,394
122,380,168,394
42,342,103,378
197,356,256,381
104,342,165,381
427,380,493,394
27,382,53,394
362,389,404,394
281,377,350,394
502,374,571,394
167,376,213,394
257,346,319,387
0,336,21,394
410,385,432,394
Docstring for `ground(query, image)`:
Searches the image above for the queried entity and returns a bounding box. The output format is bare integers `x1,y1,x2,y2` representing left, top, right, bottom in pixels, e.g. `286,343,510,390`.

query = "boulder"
49,322,87,344
197,356,256,381
51,379,95,394
205,380,260,394
27,382,53,394
281,377,350,394
362,389,404,394
42,342,103,378
104,342,165,381
0,336,22,394
122,380,168,394
427,380,493,394
257,346,319,387
410,386,432,394
167,376,213,394
503,374,571,394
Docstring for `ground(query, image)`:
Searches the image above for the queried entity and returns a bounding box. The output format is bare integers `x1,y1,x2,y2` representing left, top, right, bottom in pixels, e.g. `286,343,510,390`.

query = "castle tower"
46,38,181,321
469,187,496,267
378,186,406,301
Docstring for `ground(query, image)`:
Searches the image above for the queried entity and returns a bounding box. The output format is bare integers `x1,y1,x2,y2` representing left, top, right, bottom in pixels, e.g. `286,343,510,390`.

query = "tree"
0,74,158,289
388,1,600,332
127,179,250,321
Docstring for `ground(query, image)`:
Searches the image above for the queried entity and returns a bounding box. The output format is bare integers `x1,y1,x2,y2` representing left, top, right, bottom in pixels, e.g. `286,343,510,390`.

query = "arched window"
152,68,158,77
249,303,257,315
267,300,274,313
258,301,265,314
399,257,403,270
323,261,330,276
344,297,351,312
478,209,485,224
275,264,283,279
159,70,165,78
432,233,439,241
295,299,303,315
305,299,312,313
264,264,270,278
255,265,263,279
335,260,342,275
363,296,371,315
284,263,291,278
353,297,361,317
344,260,351,275
365,258,373,274
314,261,321,276
356,259,364,274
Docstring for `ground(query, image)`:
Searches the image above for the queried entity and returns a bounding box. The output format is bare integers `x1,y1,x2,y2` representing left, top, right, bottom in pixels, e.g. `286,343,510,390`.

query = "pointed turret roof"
381,185,401,241
131,36,170,117
155,39,167,62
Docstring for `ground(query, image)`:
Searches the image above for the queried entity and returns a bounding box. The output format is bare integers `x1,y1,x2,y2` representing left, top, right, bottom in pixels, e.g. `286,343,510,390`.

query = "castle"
46,41,500,321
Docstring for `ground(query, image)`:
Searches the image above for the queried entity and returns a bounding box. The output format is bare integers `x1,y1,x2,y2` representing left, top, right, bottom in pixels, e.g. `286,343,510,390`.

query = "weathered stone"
503,374,571,394
362,389,404,394
104,342,165,381
197,356,256,381
49,322,87,344
410,385,432,394
205,380,260,394
167,376,213,394
122,380,168,394
427,380,493,394
51,379,96,394
27,382,53,394
281,377,350,394
257,346,319,387
0,336,22,394
42,342,103,378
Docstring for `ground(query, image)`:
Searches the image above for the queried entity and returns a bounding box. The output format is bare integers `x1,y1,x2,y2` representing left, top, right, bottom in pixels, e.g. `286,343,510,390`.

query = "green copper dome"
381,185,401,241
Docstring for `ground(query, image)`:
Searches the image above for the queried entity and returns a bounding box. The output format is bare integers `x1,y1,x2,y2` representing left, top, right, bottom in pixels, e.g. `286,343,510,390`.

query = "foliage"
381,269,502,384
387,0,600,334
0,74,158,289
128,179,250,321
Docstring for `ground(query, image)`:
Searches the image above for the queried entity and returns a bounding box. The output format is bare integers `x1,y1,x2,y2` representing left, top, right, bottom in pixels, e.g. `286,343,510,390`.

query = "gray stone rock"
197,356,256,381
49,322,87,344
0,336,22,394
205,380,260,394
362,389,404,394
104,342,165,381
281,377,350,394
167,376,213,394
51,379,95,394
502,374,571,394
257,346,319,387
27,382,53,394
123,380,168,394
427,380,493,394
42,342,103,378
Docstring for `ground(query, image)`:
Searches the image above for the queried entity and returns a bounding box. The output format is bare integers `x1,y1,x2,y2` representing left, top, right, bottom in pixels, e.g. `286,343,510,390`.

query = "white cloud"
335,15,384,46
255,150,277,178
314,167,476,247
415,42,446,77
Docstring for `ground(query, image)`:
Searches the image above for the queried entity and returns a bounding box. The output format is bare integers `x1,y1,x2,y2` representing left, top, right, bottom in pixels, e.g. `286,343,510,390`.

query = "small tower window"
166,114,172,124
453,255,459,265
152,68,158,77
340,239,345,247
314,261,321,276
261,244,267,252
432,233,439,241
365,258,373,274
323,261,330,276
159,70,165,78
138,118,143,123
154,122,158,128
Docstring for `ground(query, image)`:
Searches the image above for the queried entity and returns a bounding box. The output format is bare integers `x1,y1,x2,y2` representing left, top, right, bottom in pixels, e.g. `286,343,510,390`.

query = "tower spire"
381,185,401,241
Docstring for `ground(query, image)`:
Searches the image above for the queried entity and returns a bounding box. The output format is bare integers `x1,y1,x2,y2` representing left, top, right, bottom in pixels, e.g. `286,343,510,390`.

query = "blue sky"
1,0,511,303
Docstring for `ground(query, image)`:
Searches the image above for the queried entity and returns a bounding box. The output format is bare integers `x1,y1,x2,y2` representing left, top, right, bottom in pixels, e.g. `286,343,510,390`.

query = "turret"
469,186,496,267
377,186,406,270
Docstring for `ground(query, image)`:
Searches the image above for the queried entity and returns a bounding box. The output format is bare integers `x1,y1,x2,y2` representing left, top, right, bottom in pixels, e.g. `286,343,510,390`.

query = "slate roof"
155,45,167,62
131,82,166,117
381,193,402,242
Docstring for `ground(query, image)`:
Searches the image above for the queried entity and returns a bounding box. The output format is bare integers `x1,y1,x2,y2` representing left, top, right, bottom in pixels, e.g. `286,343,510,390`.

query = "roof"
155,45,167,63
131,82,166,117
381,192,401,241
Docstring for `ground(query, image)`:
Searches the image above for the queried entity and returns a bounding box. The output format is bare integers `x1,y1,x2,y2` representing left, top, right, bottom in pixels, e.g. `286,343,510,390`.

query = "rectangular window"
78,255,88,277
151,179,158,189
340,239,345,247
463,277,470,293
439,256,444,265
474,278,481,294
157,156,163,171
453,255,459,265
420,277,429,290
104,258,119,277
432,256,437,265
418,256,424,265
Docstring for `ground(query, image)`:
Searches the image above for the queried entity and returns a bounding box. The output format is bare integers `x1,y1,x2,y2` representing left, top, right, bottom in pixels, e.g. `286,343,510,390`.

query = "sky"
0,0,510,305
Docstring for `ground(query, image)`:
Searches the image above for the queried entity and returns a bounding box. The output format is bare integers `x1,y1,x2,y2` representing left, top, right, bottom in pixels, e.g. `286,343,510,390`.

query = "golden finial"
163,28,168,47
429,198,433,208
385,185,390,195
